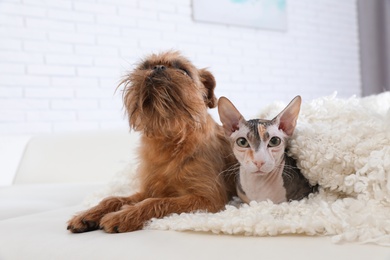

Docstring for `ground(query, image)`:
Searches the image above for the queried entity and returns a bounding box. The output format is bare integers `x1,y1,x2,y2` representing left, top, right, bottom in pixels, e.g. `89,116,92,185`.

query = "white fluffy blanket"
85,92,390,246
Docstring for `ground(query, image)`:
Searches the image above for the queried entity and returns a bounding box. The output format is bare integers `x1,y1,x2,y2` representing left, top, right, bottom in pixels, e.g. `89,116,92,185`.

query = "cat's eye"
268,137,281,147
236,137,250,148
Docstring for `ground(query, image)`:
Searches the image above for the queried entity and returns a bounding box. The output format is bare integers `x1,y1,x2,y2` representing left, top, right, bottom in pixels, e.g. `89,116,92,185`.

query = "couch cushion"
13,130,139,184
0,205,388,260
0,135,31,186
0,183,103,220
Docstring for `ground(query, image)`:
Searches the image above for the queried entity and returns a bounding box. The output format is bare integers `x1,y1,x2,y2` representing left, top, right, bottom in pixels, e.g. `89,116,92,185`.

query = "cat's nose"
253,161,265,169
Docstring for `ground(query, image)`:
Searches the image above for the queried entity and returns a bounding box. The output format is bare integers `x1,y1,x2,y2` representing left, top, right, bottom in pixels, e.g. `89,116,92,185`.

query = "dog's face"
121,51,217,136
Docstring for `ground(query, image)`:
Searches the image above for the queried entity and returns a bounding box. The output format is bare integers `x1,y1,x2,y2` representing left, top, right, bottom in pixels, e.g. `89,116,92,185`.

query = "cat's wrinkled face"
230,119,287,175
218,95,301,176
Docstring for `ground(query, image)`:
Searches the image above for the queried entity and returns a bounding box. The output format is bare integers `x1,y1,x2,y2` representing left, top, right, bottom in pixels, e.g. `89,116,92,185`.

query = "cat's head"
218,96,301,175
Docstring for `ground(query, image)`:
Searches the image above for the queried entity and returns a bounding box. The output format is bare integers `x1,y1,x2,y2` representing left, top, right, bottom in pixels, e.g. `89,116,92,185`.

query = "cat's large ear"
218,97,244,136
275,95,301,136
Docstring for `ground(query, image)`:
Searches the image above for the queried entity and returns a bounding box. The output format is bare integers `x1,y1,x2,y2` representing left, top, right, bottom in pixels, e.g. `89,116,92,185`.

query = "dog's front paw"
67,211,101,233
99,206,144,233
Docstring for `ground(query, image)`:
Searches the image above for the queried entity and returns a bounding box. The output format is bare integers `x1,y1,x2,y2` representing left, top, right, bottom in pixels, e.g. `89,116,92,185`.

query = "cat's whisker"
218,162,240,179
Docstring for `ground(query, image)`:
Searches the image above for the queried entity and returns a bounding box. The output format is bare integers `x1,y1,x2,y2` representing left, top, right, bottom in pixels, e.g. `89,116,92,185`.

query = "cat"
218,96,317,204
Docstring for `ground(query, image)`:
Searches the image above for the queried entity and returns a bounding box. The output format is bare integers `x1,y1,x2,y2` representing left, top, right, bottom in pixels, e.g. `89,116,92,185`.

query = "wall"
0,0,361,134
357,0,390,96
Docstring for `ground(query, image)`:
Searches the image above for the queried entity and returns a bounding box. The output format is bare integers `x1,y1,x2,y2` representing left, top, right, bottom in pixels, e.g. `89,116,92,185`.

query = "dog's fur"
67,51,237,233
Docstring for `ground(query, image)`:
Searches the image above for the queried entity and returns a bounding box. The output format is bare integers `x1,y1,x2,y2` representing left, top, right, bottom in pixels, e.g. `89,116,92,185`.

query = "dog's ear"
199,68,217,108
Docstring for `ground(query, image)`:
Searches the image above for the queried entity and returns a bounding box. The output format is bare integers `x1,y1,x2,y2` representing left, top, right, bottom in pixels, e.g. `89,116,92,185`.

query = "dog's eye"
180,68,189,76
171,60,191,77
177,68,191,78
140,60,151,70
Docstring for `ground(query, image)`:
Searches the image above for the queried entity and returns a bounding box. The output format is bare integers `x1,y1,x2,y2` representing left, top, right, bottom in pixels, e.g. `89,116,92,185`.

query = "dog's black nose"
153,65,166,71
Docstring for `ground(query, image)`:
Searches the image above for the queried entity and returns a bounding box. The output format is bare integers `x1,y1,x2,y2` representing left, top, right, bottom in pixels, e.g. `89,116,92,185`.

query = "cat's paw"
99,206,144,233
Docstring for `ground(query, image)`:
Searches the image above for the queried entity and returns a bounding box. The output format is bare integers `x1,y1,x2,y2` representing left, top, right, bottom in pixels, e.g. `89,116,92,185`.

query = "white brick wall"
0,0,361,135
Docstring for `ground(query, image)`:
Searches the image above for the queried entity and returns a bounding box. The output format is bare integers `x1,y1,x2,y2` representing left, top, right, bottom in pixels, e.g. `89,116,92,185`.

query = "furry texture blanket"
85,92,390,246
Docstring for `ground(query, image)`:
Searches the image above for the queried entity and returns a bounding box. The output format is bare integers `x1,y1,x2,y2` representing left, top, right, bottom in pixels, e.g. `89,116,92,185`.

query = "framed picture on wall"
192,0,287,31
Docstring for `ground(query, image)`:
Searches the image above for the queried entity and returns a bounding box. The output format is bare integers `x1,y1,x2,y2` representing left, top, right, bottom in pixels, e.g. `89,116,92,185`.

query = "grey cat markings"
218,96,317,204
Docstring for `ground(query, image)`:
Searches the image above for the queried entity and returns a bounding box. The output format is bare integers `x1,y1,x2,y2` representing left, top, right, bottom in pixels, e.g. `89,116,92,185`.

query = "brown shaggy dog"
67,51,237,233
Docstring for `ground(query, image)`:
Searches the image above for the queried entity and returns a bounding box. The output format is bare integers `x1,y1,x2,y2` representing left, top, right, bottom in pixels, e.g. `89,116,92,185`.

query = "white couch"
0,130,389,260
